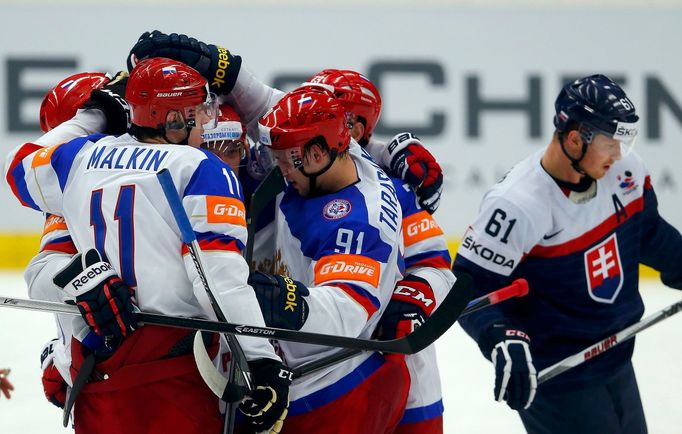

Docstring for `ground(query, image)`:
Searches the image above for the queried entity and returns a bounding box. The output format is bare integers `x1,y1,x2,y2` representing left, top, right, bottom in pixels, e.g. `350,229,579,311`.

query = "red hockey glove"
53,249,137,340
386,132,443,214
376,274,436,340
40,339,67,408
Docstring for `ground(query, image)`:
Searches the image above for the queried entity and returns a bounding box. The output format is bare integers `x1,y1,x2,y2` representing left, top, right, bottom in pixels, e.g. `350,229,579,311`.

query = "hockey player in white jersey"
454,75,682,434
250,86,409,433
6,57,291,434
300,68,454,434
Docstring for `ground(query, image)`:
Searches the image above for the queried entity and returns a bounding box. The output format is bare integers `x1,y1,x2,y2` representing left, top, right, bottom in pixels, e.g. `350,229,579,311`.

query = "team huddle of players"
4,30,682,434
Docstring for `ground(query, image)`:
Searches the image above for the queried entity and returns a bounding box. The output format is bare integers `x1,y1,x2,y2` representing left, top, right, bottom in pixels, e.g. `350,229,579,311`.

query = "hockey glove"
81,71,131,135
240,358,293,434
386,132,443,214
376,274,436,340
0,369,13,400
248,271,310,331
53,248,137,340
40,338,67,408
127,30,242,96
487,324,537,410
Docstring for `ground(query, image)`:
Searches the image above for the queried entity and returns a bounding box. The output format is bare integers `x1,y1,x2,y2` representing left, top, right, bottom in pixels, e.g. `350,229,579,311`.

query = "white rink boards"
0,272,681,433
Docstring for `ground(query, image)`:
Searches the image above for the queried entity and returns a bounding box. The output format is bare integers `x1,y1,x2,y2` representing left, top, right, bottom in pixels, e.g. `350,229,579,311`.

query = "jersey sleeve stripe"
332,282,380,319
182,232,244,254
530,195,644,258
405,250,452,270
42,236,77,254
51,135,103,191
400,399,445,424
6,143,42,210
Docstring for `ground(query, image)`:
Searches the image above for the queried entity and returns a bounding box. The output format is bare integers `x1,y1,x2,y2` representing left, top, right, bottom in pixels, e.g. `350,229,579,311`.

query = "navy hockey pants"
518,361,647,434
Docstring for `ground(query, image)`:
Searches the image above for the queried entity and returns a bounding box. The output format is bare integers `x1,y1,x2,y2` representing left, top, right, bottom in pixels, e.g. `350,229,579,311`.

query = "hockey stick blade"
1,274,472,354
193,332,248,402
293,277,527,378
538,298,682,384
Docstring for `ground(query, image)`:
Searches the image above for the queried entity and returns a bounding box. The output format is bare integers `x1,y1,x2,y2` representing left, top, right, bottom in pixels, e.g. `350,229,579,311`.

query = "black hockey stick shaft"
1,274,473,354
244,167,285,267
293,278,529,378
538,298,682,384
157,169,252,434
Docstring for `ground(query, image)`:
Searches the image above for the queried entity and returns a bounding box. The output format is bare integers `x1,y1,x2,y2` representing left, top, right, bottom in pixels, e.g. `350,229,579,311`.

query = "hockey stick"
0,273,473,353
244,166,285,267
293,278,529,378
538,298,682,384
156,169,252,434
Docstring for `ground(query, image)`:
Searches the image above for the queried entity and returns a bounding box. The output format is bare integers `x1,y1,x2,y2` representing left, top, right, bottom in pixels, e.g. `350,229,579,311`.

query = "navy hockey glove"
81,71,131,135
240,358,293,434
127,30,242,96
53,249,137,340
386,132,443,214
376,275,436,340
487,324,537,410
40,338,67,408
248,271,310,331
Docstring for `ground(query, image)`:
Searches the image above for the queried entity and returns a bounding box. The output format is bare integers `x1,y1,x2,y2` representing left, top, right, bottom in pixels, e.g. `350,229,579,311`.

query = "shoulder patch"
322,199,352,220
31,143,62,168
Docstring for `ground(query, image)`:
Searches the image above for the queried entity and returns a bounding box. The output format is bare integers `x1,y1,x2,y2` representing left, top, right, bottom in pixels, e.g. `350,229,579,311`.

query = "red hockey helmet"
259,87,350,171
39,72,111,132
303,69,381,143
125,57,216,130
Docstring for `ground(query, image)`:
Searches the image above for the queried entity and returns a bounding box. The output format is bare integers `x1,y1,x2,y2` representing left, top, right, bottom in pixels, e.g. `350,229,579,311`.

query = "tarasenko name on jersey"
85,145,170,172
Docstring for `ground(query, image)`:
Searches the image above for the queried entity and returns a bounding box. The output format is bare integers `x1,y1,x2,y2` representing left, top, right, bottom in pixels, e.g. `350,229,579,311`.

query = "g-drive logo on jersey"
584,233,624,304
323,199,352,220
315,254,380,287
206,196,247,227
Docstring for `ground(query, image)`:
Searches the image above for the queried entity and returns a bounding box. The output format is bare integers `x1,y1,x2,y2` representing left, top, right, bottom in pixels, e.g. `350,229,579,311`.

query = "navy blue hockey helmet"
554,74,639,148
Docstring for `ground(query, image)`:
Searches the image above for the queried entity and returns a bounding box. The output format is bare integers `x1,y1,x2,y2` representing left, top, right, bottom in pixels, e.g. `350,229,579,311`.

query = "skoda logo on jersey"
323,199,352,220
584,233,624,304
617,170,638,195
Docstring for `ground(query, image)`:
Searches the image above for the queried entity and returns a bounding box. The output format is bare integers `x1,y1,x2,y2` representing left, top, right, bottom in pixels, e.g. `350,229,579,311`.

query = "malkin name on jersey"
86,146,170,172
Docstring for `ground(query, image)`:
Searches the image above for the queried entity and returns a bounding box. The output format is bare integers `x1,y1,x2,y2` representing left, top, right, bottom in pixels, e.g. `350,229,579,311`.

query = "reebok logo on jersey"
403,210,444,247
206,196,246,226
314,254,380,287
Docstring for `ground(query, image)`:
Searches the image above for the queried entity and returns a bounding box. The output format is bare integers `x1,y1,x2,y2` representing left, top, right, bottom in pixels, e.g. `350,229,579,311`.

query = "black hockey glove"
248,271,310,331
375,274,435,340
486,324,537,410
127,30,242,96
386,132,443,214
81,71,131,135
240,358,293,434
54,248,137,340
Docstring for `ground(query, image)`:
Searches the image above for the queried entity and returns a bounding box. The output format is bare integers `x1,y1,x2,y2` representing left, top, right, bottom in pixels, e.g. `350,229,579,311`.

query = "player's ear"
565,129,583,150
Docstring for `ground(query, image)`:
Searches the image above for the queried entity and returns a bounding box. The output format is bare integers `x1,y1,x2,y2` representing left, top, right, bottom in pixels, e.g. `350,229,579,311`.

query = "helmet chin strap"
299,149,338,197
559,136,589,176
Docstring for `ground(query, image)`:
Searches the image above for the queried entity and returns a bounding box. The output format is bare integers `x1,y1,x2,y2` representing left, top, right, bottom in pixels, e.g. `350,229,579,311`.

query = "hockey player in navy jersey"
6,57,290,434
453,74,682,434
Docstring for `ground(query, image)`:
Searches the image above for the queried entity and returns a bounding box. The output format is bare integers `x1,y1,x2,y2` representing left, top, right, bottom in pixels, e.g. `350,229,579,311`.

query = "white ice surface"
0,272,680,433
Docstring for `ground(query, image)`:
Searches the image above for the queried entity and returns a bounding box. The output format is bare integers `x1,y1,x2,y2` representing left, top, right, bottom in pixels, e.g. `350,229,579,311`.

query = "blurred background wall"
1,0,681,269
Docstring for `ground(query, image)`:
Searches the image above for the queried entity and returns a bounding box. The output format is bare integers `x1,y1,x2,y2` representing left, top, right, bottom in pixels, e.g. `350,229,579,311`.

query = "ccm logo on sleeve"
314,254,381,287
206,196,246,226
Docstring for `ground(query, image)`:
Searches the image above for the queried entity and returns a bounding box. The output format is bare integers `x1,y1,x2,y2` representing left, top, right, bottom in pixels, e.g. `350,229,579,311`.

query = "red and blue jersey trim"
182,232,244,255
41,235,77,254
288,353,384,416
399,399,444,424
6,143,41,210
333,282,381,319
